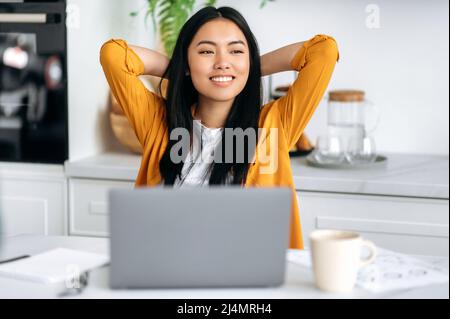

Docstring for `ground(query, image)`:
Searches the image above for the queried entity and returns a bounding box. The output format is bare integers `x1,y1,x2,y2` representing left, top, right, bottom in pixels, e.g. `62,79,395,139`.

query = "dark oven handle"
0,13,61,24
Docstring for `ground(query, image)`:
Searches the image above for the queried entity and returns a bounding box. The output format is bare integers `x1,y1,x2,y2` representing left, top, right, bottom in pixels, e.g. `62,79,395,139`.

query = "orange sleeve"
99,39,165,148
273,34,339,150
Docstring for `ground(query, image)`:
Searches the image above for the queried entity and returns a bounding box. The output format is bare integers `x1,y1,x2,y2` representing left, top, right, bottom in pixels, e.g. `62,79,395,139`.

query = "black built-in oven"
0,0,67,164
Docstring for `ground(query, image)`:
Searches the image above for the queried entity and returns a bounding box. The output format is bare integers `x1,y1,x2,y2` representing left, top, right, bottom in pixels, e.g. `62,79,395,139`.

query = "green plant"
131,0,275,56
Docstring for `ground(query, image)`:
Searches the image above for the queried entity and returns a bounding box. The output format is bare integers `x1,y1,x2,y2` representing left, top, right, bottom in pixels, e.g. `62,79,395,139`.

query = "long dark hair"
158,6,262,185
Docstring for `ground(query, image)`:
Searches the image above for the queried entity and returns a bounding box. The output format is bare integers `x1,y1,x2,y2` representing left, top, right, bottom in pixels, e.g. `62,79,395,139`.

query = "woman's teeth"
210,76,234,82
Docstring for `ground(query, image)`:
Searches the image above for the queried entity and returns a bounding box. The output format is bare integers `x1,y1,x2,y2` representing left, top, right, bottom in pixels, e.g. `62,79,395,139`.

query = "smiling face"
187,18,250,103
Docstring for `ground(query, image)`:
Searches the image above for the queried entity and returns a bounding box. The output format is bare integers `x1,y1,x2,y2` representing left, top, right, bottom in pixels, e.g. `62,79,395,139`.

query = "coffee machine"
0,0,68,164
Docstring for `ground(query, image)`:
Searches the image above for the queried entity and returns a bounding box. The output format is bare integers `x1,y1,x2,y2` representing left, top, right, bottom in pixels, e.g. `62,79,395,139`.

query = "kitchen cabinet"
68,178,133,236
64,152,449,257
64,153,138,236
297,191,449,257
0,163,67,236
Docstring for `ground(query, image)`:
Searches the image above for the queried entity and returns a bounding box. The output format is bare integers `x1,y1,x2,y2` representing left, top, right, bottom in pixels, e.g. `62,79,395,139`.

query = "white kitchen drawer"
69,178,134,237
0,163,67,236
297,191,449,256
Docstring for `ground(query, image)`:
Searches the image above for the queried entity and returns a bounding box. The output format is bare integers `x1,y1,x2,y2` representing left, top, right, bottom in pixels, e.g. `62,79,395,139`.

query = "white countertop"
291,153,449,199
65,152,449,199
65,152,141,182
0,235,448,299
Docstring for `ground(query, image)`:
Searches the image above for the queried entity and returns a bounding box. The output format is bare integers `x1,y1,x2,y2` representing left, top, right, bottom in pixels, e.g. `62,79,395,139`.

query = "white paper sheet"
0,248,109,284
287,248,449,293
356,248,449,293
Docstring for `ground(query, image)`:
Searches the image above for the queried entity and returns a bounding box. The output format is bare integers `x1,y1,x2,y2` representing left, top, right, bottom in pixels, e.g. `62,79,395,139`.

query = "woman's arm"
260,41,306,77
129,45,170,78
100,39,167,147
264,35,339,150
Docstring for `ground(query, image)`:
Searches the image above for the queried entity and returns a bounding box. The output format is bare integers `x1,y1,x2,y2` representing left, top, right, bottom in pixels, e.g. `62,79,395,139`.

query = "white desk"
0,235,448,299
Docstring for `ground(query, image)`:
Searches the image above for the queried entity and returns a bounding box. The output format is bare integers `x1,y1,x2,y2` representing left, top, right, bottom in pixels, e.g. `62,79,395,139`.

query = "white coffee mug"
309,229,377,293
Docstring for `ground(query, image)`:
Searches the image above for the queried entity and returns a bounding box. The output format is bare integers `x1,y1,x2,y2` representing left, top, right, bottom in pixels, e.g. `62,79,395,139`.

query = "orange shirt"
100,34,339,249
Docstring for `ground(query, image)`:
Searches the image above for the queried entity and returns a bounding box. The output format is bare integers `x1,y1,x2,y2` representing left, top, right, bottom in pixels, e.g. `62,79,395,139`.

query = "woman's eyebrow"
196,40,246,47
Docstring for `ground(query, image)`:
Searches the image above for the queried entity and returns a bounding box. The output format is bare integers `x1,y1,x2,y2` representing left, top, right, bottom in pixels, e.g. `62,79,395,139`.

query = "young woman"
100,6,339,249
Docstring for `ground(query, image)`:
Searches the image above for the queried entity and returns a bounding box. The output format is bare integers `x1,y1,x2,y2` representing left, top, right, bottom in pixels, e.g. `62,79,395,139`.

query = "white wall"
219,0,449,156
68,0,449,159
67,0,154,161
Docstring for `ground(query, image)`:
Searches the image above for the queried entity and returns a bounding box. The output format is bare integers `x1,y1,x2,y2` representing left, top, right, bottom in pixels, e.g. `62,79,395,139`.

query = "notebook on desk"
0,248,109,284
109,187,292,289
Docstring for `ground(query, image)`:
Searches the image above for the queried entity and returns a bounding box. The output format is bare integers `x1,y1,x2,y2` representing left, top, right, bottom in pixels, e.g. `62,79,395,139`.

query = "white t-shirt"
174,120,224,187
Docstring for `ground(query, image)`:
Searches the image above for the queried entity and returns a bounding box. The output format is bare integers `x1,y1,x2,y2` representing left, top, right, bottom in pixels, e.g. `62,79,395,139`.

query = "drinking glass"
312,135,345,164
345,135,377,164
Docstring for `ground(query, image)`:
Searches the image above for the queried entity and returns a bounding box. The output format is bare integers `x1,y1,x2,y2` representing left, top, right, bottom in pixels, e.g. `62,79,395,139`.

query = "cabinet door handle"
0,13,47,23
89,202,108,215
317,216,449,238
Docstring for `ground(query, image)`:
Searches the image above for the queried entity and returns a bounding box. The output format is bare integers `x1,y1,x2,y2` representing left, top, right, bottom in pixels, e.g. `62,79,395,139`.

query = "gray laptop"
108,187,291,289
